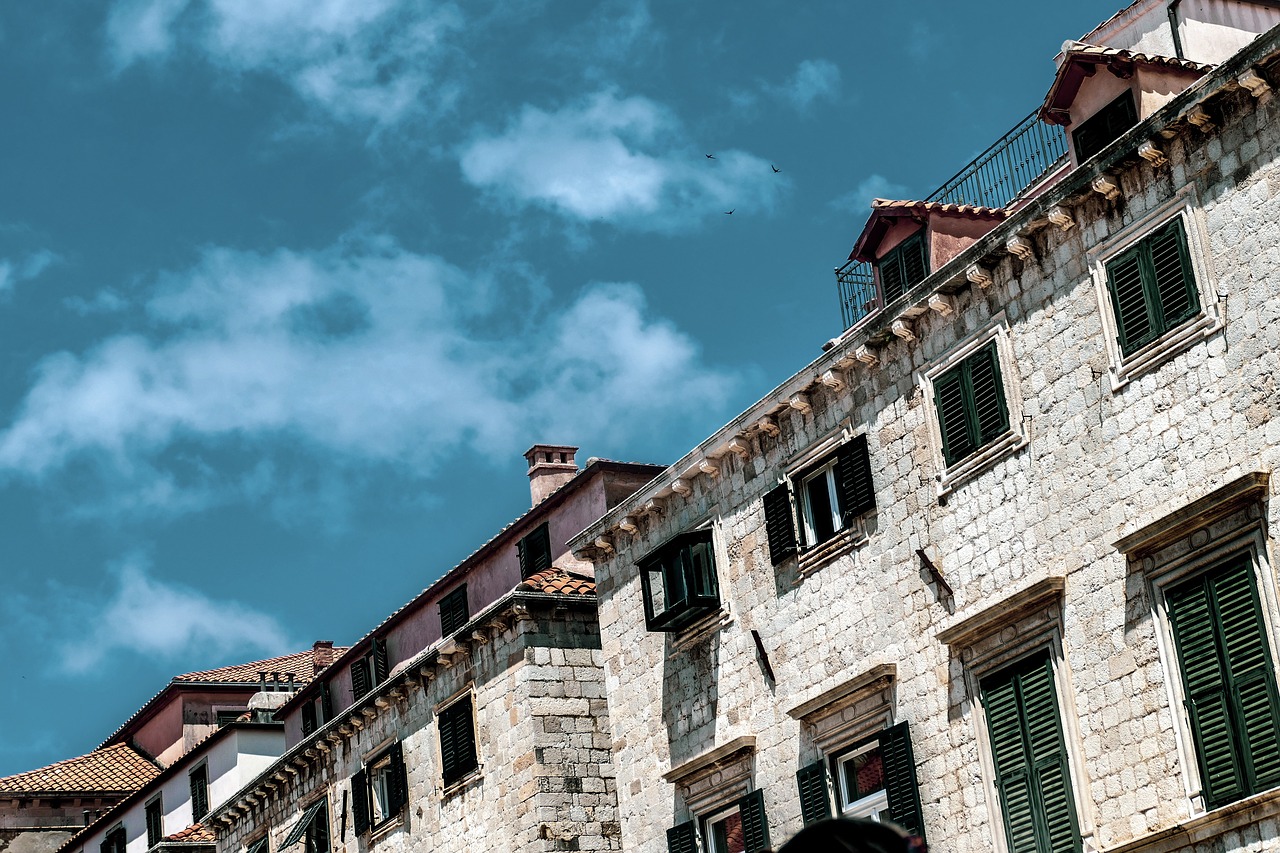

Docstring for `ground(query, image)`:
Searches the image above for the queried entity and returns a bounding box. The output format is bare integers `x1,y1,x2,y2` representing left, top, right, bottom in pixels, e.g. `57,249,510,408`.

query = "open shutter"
373,638,390,685
902,234,928,290
882,722,926,839
350,769,370,836
968,343,1009,447
737,790,772,853
1148,219,1198,330
838,434,876,519
934,368,973,466
666,821,698,853
282,801,325,848
319,681,333,722
386,742,408,816
301,702,317,737
1106,246,1153,355
796,760,832,825
763,484,798,565
350,659,371,701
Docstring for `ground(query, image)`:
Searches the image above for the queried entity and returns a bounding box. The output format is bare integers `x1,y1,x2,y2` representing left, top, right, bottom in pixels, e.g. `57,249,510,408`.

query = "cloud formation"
0,250,59,297
459,91,788,229
0,238,737,504
770,59,842,111
105,0,464,127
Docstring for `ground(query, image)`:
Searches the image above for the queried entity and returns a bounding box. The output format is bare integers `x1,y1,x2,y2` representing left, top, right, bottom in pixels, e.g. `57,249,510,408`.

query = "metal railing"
926,110,1068,209
836,259,878,331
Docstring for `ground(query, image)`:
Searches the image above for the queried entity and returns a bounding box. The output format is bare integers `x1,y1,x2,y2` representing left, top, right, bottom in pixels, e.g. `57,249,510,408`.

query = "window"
439,696,478,787
763,434,875,565
981,654,1081,853
795,723,925,836
1072,90,1137,162
352,743,408,834
517,523,553,579
439,585,469,637
1105,217,1199,357
300,682,333,737
145,796,163,847
245,836,268,853
215,710,245,727
1166,554,1280,809
350,638,390,702
301,701,318,737
189,764,209,822
877,231,928,304
666,792,770,853
100,826,126,853
638,529,720,632
280,799,329,853
934,340,1010,468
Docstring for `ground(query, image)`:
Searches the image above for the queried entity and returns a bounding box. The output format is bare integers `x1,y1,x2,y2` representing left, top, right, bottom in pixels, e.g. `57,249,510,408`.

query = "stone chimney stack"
524,444,579,506
312,640,336,675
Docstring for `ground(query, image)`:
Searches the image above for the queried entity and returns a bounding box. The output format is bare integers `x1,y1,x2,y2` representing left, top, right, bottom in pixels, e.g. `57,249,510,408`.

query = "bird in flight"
724,209,735,215
706,153,716,160
771,164,781,173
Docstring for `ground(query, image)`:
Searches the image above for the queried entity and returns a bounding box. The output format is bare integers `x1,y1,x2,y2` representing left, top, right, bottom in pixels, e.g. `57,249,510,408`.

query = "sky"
0,0,1125,776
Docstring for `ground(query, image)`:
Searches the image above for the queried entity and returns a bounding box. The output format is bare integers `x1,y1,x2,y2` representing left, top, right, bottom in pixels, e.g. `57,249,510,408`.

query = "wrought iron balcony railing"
836,258,877,331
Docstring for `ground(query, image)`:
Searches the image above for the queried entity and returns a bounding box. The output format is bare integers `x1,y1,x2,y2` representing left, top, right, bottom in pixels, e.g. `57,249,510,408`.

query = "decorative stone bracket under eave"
936,577,1066,649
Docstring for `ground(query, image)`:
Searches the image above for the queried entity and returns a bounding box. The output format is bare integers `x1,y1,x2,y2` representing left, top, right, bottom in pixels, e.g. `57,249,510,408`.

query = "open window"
352,742,408,835
795,723,925,836
639,529,720,632
666,791,770,853
763,434,875,567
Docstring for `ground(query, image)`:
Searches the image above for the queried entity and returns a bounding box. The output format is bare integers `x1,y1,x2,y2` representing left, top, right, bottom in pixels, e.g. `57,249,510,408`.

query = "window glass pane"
709,810,746,853
643,565,667,619
663,550,688,609
805,471,837,544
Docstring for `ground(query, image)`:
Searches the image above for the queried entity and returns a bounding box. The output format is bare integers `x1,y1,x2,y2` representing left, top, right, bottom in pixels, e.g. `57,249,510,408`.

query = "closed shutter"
440,697,478,786
1073,91,1137,162
902,234,928,290
934,368,973,466
319,681,333,722
763,484,798,565
386,742,408,816
666,821,698,853
879,252,906,304
373,638,390,685
796,760,832,825
350,659,371,701
737,790,772,853
440,586,470,636
190,766,209,820
1106,246,1153,354
882,722,926,839
838,434,876,519
301,702,317,737
351,769,370,836
969,342,1009,446
1148,219,1198,330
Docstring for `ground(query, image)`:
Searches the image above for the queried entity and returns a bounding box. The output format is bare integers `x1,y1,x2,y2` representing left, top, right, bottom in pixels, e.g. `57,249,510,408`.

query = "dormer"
1040,42,1212,166
848,200,1007,308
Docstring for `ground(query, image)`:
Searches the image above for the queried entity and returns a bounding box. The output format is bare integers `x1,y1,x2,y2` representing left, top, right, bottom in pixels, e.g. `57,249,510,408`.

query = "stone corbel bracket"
1091,174,1121,201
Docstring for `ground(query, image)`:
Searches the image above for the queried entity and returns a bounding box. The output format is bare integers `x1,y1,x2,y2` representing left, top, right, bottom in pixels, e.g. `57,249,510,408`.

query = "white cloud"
56,554,292,674
459,91,789,229
770,59,842,111
104,0,464,128
829,173,915,214
0,250,59,297
0,238,737,503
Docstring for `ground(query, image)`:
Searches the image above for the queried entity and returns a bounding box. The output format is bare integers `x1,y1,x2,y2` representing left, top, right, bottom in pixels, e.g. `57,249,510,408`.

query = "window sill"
667,605,733,655
441,767,483,801
936,431,1028,497
1101,784,1280,853
1110,312,1219,391
368,815,404,844
797,522,869,580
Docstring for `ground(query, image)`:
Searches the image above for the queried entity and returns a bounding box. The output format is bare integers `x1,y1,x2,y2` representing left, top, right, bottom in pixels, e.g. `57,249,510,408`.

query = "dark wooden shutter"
372,638,390,685
386,742,408,816
737,789,772,853
518,524,553,579
666,821,698,853
902,234,928,289
1148,219,1198,330
1106,246,1153,355
934,368,973,467
146,800,163,847
440,585,470,636
879,252,906,303
838,434,876,519
351,768,370,836
882,722,926,839
969,342,1009,446
351,658,371,701
1072,90,1137,162
301,701,317,736
190,766,209,820
796,760,832,825
440,697,478,786
763,484,798,565
319,681,333,722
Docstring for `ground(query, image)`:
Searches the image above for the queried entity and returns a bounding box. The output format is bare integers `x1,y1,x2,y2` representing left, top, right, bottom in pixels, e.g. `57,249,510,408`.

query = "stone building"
207,450,662,853
570,3,1280,852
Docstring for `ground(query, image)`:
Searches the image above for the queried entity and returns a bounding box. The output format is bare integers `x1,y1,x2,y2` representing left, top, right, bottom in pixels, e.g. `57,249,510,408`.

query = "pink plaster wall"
929,216,1001,270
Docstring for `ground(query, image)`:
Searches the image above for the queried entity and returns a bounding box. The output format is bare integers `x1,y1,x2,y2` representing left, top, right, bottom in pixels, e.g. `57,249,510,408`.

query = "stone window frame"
662,736,766,851
1088,184,1222,391
435,684,481,797
781,422,875,578
355,735,408,838
918,315,1028,497
1115,471,1279,818
937,577,1096,853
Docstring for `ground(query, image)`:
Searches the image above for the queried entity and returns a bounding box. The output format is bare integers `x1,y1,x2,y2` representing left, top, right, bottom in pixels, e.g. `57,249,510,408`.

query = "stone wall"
584,43,1280,853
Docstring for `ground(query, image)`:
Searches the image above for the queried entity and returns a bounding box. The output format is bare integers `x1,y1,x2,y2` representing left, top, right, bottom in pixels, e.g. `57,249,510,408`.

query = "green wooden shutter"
373,638,390,685
386,742,408,816
763,484,798,565
838,434,876,519
737,789,772,853
666,820,698,853
882,722,926,839
1148,219,1198,330
1020,660,1080,853
351,769,370,836
282,801,325,849
1106,246,1153,355
902,234,929,289
934,368,973,467
797,760,832,825
969,343,1010,447
306,802,329,853
879,252,906,303
350,659,371,701
440,586,470,636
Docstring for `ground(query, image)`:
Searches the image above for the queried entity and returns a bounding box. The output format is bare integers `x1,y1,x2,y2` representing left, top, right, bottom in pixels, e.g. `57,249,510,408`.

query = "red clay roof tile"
517,568,596,596
163,824,215,843
0,744,160,795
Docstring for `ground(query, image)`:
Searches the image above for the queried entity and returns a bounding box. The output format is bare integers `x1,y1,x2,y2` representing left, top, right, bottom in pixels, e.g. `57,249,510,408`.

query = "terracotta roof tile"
870,198,1009,217
1042,43,1213,123
517,568,596,596
174,649,347,685
0,744,160,795
163,824,214,843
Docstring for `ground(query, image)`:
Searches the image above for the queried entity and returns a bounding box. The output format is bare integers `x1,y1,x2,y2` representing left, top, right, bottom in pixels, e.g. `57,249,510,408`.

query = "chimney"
524,444,579,506
312,640,336,675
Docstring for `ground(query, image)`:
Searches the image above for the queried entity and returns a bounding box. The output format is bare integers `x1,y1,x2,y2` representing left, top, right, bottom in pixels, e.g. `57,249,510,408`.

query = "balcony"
834,110,1068,332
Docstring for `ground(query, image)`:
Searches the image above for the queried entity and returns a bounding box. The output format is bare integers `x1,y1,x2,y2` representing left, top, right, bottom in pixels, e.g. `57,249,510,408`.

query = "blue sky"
0,0,1123,775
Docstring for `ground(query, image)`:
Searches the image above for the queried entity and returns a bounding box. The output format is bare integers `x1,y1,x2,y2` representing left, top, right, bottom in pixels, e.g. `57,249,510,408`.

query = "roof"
517,567,596,596
0,744,160,796
1041,43,1213,124
848,199,1008,263
163,825,215,844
